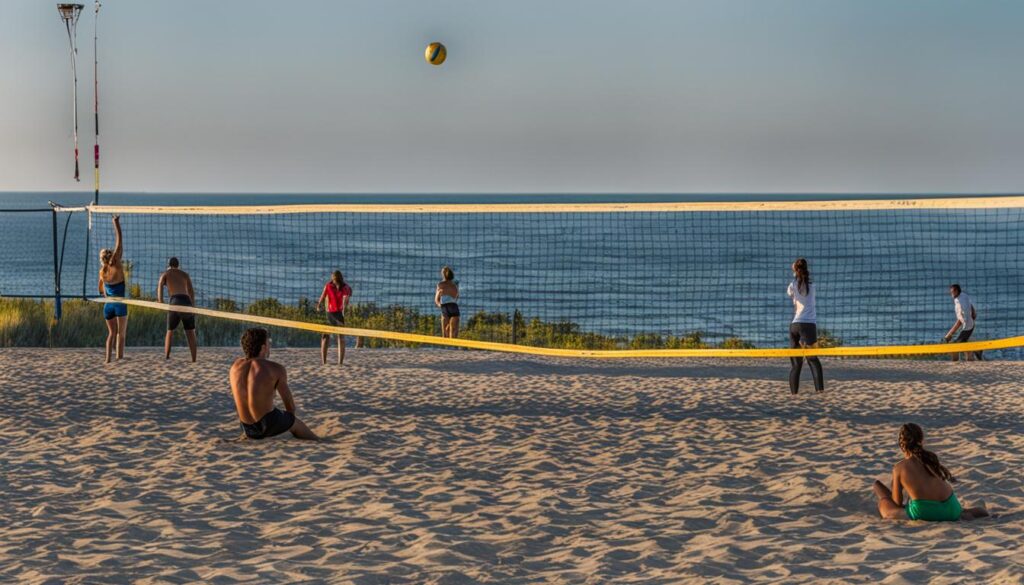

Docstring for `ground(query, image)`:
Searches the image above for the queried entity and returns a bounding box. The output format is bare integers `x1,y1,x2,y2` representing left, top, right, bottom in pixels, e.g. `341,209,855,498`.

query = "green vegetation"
0,297,778,351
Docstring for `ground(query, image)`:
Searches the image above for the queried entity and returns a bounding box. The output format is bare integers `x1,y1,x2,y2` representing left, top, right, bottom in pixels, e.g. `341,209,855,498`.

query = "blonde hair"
99,249,113,266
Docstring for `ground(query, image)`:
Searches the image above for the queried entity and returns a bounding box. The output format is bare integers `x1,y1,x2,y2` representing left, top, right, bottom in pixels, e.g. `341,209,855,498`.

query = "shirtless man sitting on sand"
230,328,319,441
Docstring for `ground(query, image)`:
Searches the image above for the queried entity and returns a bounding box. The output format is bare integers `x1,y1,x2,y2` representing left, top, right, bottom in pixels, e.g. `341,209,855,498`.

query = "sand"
1,348,1023,584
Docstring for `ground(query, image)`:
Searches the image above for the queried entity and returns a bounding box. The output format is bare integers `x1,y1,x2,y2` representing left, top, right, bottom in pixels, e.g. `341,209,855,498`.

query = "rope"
89,297,1024,358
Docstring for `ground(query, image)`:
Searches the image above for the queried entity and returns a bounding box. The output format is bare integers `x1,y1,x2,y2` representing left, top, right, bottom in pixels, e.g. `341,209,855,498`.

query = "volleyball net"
52,196,1024,358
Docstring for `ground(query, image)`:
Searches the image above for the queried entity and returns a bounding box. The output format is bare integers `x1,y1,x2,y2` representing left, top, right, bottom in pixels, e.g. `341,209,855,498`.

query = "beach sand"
2,348,1023,584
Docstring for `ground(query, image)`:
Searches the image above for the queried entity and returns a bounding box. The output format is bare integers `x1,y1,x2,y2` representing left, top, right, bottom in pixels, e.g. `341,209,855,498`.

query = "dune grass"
0,297,779,351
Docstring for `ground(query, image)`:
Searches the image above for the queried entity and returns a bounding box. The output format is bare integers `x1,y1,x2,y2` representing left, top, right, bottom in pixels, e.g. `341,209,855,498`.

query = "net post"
512,309,520,345
51,206,62,321
82,205,91,299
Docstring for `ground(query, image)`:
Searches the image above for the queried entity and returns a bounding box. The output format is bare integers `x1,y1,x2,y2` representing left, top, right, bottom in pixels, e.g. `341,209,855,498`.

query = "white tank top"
787,280,816,324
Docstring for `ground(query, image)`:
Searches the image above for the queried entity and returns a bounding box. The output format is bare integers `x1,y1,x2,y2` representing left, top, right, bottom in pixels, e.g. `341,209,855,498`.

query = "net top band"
70,195,1024,215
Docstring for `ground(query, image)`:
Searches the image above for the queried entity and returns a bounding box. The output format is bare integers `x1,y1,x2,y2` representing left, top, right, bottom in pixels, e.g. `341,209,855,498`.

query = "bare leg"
320,335,329,365
185,329,198,362
450,316,460,339
104,318,116,364
164,330,174,359
289,417,319,441
337,334,345,365
873,480,908,520
441,314,451,338
116,316,128,360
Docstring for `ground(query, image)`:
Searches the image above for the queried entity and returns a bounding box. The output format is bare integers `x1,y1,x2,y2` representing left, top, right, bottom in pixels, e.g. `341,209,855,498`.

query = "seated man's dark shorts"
240,408,296,440
167,294,196,331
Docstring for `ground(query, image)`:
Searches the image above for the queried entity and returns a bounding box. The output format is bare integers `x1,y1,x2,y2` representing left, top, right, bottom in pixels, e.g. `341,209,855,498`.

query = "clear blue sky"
2,0,1023,193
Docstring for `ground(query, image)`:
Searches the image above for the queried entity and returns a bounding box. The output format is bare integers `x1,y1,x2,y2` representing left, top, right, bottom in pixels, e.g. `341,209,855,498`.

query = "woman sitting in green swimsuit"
873,423,989,521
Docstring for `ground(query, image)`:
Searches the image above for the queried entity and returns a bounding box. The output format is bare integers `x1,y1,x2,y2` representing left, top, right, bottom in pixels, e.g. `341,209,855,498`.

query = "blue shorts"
104,302,128,320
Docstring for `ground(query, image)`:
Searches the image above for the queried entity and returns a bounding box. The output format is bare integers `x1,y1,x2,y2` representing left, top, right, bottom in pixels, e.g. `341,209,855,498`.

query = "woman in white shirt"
787,258,824,394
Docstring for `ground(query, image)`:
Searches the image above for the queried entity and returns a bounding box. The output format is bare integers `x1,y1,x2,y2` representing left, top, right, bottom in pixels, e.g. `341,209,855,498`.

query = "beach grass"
0,297,773,351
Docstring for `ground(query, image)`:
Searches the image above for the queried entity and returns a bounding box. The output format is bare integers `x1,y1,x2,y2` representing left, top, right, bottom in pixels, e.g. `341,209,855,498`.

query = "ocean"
2,192,1022,358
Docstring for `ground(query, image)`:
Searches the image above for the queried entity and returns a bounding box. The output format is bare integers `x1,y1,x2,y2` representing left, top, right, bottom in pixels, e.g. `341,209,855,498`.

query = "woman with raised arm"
98,215,128,363
873,423,989,521
315,270,351,366
787,258,823,394
435,266,460,339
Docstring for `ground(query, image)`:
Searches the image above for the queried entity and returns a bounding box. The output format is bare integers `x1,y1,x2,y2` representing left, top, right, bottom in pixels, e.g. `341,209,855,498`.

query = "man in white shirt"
943,284,982,362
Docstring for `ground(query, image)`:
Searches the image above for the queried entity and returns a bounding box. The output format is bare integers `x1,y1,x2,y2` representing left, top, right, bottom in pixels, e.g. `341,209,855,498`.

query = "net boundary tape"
66,194,1024,215
90,298,1024,358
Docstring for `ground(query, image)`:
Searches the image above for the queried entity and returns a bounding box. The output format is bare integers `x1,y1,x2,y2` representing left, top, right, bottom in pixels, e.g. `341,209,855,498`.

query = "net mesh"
72,200,1024,356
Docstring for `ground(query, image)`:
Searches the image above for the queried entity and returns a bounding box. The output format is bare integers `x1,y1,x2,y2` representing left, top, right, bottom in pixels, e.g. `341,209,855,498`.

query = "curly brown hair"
240,328,268,359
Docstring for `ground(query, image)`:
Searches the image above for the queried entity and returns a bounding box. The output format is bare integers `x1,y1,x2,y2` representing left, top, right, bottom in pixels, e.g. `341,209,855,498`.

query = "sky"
1,0,1023,194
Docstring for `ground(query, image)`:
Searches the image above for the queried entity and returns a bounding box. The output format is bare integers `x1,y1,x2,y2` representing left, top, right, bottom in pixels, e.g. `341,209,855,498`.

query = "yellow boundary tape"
80,195,1024,215
90,298,1024,358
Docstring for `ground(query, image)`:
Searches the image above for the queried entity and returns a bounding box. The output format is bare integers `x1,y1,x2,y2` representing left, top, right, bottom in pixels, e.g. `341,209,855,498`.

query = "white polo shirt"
954,292,975,331
787,281,816,324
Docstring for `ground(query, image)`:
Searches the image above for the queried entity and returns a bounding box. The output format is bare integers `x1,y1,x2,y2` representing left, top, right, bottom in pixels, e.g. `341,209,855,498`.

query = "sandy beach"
2,347,1022,584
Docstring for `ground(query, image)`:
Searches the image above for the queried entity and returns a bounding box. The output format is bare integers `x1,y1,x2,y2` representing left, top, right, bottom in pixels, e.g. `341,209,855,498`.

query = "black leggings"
789,322,824,393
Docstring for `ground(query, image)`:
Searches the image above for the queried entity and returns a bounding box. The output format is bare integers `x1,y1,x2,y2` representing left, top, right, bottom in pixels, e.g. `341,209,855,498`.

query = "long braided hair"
899,423,955,483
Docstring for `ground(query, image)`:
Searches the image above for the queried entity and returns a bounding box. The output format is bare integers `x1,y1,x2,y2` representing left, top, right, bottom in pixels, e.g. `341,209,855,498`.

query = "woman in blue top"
873,423,989,521
434,266,460,339
787,258,823,394
98,215,128,363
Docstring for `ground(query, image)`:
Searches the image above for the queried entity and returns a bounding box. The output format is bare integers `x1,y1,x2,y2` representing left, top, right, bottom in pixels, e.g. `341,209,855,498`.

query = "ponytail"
793,258,811,296
899,423,955,483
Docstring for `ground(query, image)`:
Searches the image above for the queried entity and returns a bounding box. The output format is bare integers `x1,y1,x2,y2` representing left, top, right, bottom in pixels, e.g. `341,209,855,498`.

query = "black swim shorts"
240,408,296,440
167,294,196,331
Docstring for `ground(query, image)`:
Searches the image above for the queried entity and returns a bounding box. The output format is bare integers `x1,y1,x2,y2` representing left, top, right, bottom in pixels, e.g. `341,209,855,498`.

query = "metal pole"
82,208,91,298
52,208,63,320
93,0,100,205
512,309,519,344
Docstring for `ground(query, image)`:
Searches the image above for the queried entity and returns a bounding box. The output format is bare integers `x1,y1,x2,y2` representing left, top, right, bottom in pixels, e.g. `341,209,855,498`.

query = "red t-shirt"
323,282,351,313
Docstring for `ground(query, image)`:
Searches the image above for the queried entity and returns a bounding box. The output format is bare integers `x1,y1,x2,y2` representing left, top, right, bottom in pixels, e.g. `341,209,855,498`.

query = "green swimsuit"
906,492,962,521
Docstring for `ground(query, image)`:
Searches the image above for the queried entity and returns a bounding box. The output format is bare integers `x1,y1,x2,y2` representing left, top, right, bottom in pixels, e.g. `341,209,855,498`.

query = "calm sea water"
2,192,1022,358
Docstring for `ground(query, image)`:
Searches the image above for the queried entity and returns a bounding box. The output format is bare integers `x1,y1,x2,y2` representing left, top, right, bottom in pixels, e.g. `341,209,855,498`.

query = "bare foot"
962,501,990,520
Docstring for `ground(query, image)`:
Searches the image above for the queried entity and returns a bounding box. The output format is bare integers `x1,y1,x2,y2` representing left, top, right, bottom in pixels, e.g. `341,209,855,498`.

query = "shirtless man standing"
230,328,319,441
157,257,198,361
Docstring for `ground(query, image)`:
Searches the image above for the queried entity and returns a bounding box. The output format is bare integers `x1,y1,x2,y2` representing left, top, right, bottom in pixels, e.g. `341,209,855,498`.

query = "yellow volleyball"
425,42,447,66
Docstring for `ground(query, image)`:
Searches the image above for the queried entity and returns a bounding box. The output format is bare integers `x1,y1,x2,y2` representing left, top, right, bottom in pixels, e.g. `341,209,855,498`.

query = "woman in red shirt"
315,271,352,365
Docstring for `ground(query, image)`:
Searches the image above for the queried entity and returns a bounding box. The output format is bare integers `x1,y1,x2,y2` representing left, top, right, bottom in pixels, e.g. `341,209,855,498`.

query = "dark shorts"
327,311,345,326
323,311,345,338
441,302,460,318
167,294,196,331
103,302,128,320
955,328,974,343
240,408,296,440
789,322,818,348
